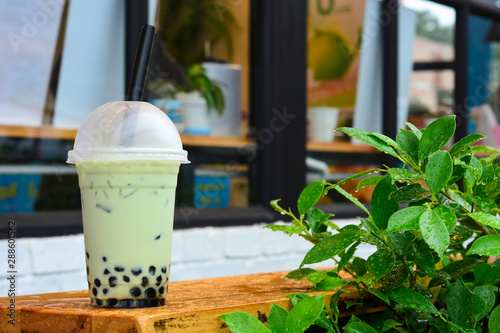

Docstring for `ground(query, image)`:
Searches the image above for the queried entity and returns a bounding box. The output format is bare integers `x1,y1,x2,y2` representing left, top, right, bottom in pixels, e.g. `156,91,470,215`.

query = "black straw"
126,25,156,101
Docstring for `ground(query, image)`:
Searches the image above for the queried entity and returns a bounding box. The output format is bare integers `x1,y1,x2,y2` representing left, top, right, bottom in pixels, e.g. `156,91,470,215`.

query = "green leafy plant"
221,116,500,332
184,63,225,115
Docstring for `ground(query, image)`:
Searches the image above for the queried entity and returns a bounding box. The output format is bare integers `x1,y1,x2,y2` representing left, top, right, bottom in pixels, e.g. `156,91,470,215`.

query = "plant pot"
177,91,211,135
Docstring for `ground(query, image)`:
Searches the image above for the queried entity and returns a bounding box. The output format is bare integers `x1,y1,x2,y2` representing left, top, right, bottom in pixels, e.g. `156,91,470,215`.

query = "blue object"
194,171,231,208
183,127,211,135
0,175,41,213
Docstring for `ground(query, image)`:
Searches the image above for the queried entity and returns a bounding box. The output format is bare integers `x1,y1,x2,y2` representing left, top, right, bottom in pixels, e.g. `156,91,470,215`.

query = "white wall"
0,220,375,297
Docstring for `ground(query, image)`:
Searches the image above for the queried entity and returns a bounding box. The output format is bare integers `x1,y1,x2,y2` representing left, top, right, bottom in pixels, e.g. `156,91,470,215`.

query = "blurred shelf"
0,125,256,149
307,141,378,153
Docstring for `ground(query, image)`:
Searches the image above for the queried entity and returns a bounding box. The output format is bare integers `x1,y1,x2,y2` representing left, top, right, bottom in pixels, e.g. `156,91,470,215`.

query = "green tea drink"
67,101,189,308
77,160,179,307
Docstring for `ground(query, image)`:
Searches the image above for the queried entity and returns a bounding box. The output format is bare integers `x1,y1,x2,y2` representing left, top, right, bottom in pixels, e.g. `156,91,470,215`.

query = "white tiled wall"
0,219,375,297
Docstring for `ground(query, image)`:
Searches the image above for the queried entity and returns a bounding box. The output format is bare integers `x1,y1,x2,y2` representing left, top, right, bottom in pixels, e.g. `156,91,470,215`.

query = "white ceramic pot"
177,91,211,135
308,106,340,142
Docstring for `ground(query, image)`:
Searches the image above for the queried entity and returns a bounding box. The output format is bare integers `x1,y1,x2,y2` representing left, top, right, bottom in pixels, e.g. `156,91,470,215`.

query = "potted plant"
221,115,500,332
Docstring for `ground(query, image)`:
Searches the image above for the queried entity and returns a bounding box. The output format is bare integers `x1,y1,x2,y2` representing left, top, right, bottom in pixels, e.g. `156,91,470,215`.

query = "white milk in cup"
67,101,189,308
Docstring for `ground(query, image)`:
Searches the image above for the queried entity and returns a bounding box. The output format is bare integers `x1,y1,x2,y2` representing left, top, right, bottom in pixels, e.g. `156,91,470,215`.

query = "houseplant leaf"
418,115,455,162
286,268,316,281
337,127,399,158
332,184,370,215
419,209,450,257
371,175,399,230
268,303,288,333
449,133,485,157
474,263,500,284
447,280,474,327
387,168,423,183
306,208,331,234
219,312,270,333
412,241,436,277
396,129,419,165
489,305,500,333
388,286,440,315
433,206,457,232
387,205,425,233
367,250,395,282
466,235,500,256
467,212,500,229
300,232,360,267
343,322,378,333
356,176,384,190
285,295,325,333
404,121,423,139
473,285,496,321
440,258,481,279
297,181,325,216
425,150,453,195
391,183,430,203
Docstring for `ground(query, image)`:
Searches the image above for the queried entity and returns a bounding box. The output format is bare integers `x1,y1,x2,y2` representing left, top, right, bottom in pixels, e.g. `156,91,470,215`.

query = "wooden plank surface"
307,141,378,153
0,271,370,333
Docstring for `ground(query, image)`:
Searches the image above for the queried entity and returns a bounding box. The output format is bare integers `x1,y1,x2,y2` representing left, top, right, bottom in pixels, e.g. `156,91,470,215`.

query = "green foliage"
221,116,500,332
186,64,225,115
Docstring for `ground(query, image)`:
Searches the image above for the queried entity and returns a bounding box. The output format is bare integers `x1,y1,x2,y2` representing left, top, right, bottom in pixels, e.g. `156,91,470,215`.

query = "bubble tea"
67,101,189,308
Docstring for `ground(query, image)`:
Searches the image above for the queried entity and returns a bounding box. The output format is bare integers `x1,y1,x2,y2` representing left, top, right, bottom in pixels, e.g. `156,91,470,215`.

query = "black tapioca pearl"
156,275,162,286
86,252,89,259
114,266,125,272
104,268,110,275
92,287,98,297
154,234,161,240
158,286,165,295
109,276,118,287
145,288,156,298
130,287,141,297
86,266,89,275
107,298,118,307
141,276,149,286
102,288,108,295
131,268,142,276
123,275,130,282
95,299,104,306
102,256,107,262
149,266,156,275
94,278,101,287
161,265,167,274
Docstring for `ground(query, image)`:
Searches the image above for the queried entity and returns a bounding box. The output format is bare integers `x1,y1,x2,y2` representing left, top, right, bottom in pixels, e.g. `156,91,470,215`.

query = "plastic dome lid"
67,101,189,163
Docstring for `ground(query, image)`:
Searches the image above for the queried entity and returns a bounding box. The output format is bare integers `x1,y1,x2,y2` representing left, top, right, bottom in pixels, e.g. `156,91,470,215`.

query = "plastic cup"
67,101,189,308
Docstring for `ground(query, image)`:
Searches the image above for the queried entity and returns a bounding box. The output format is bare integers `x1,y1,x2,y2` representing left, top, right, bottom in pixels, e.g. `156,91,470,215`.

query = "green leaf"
307,271,327,287
286,268,316,281
466,235,500,256
371,175,399,230
467,212,500,229
306,208,332,234
489,305,500,333
433,206,457,232
336,168,384,186
343,322,378,333
387,168,423,183
474,263,500,284
268,303,288,333
359,217,381,237
379,264,409,290
450,133,485,157
368,289,391,305
270,199,288,215
286,293,309,306
332,184,370,215
425,151,453,195
467,156,483,182
285,295,325,333
314,276,348,291
264,224,308,235
337,127,399,158
387,206,425,233
449,191,471,212
388,286,440,315
356,176,384,190
412,241,436,277
367,250,395,282
419,210,450,257
479,178,500,199
352,257,367,277
473,285,496,321
387,231,413,256
338,243,358,273
449,226,474,246
297,181,325,216
219,312,270,333
404,122,423,139
300,232,360,267
418,115,456,162
396,129,419,165
391,183,430,203
440,258,481,279
447,280,474,327
380,319,402,332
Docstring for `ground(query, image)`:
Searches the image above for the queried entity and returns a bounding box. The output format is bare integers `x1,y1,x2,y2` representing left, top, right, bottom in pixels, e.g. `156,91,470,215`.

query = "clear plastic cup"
67,101,189,308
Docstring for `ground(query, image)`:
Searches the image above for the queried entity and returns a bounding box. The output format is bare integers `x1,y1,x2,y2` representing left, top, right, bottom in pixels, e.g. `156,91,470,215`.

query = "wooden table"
0,271,365,333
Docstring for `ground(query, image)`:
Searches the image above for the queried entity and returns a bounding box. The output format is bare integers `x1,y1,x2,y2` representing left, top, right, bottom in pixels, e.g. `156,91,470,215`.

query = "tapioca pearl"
102,256,107,262
141,277,149,286
145,288,156,298
95,299,104,306
158,286,165,295
156,275,162,286
104,269,110,275
94,278,101,287
123,276,130,282
103,288,108,295
131,268,142,276
109,276,118,287
107,299,118,307
154,234,161,240
86,252,89,259
114,266,125,272
92,287,98,297
130,287,141,297
149,266,156,275
161,266,167,274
